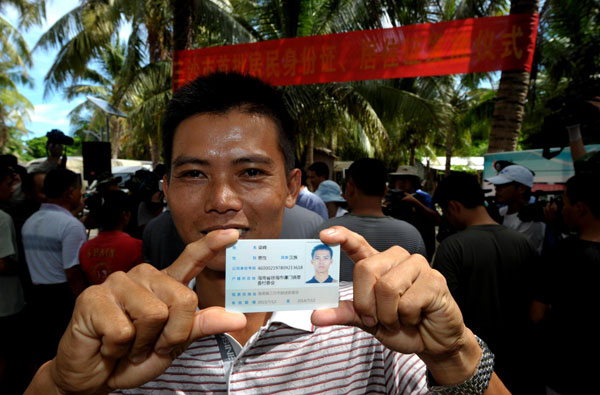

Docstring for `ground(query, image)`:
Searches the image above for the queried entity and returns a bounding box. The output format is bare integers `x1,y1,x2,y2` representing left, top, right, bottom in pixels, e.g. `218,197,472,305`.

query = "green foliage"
520,0,600,149
0,0,45,156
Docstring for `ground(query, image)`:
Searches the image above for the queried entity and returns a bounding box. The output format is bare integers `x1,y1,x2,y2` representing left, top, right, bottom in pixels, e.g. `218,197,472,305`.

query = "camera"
382,189,420,219
46,129,74,146
517,191,563,223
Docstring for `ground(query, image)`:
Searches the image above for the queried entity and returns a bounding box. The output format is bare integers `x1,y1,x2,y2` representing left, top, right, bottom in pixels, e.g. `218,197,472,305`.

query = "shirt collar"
269,309,315,332
40,203,73,217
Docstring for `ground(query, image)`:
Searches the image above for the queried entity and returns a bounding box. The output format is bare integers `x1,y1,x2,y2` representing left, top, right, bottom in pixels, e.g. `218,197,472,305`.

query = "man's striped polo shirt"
117,283,428,394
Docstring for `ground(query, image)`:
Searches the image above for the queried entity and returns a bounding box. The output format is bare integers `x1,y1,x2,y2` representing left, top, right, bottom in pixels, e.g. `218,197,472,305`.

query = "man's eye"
181,170,204,178
243,168,265,177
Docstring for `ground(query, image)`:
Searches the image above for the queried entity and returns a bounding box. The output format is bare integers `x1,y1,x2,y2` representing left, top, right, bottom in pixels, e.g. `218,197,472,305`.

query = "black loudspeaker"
82,142,111,181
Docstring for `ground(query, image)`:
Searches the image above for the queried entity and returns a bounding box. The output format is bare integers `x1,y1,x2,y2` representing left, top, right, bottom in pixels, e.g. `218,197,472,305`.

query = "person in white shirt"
486,164,546,253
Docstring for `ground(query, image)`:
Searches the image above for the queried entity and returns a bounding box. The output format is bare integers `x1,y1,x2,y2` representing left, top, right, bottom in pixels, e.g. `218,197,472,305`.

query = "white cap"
485,165,534,188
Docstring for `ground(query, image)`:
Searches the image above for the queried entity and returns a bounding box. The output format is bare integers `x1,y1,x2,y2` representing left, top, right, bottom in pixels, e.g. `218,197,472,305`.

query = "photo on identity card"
225,239,340,313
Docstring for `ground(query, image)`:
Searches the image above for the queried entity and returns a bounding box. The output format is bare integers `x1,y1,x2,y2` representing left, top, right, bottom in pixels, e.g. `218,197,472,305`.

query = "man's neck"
314,272,329,282
349,195,385,217
229,312,272,346
506,199,525,215
45,199,71,212
578,217,600,243
463,206,498,228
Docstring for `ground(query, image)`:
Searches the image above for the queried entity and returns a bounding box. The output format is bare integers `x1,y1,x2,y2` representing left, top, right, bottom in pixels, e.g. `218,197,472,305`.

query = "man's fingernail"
156,346,174,356
129,352,146,364
361,315,377,327
326,228,337,235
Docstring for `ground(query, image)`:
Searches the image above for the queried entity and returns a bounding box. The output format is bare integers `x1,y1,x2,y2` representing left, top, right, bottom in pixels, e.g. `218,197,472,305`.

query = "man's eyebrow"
232,155,275,166
171,156,209,169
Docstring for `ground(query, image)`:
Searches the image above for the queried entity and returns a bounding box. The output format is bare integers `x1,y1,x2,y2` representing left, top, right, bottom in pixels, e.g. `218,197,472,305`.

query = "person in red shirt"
79,190,142,284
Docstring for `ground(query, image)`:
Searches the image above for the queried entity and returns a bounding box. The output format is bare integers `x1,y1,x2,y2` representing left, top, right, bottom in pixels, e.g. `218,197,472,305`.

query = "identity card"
225,239,340,313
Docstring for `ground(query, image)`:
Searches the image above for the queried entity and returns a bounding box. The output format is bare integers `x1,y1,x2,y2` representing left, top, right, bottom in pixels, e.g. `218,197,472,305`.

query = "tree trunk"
306,130,314,164
171,0,195,50
149,133,161,165
487,0,539,153
445,128,453,175
110,118,121,159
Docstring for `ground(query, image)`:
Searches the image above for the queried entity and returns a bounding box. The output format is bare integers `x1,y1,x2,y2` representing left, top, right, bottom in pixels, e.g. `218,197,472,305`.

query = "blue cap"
314,180,346,203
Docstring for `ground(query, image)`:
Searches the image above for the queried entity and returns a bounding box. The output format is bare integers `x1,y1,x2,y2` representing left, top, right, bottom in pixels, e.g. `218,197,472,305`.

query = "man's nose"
204,179,243,213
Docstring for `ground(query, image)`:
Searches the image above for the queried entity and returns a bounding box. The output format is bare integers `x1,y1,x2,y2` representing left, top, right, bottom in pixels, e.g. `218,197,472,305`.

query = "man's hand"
27,229,246,395
311,226,481,385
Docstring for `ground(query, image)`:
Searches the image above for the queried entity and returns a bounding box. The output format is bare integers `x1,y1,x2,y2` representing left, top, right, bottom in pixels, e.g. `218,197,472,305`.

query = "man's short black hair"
307,162,329,179
311,244,333,259
346,158,387,197
566,174,600,218
44,168,81,199
0,163,14,184
163,72,296,175
433,172,485,210
98,190,132,230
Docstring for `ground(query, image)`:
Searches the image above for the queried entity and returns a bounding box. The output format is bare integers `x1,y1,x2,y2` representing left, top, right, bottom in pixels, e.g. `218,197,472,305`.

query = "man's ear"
162,175,170,203
285,168,302,208
345,178,355,198
447,200,462,215
574,201,589,218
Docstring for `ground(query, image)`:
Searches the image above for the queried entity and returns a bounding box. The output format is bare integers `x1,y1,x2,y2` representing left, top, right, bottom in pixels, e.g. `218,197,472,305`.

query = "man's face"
48,143,63,158
392,177,414,192
306,170,323,191
163,109,300,273
494,182,520,204
0,175,15,203
311,249,332,275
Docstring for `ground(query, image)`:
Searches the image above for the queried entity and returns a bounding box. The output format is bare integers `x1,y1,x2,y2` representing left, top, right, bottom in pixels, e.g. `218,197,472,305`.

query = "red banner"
173,12,538,90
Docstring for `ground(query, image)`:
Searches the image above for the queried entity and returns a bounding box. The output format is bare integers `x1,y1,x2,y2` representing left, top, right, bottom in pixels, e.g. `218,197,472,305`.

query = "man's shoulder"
0,208,11,224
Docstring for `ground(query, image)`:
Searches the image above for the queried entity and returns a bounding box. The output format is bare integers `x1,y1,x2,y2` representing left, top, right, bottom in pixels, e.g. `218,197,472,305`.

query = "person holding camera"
485,165,546,254
34,129,74,173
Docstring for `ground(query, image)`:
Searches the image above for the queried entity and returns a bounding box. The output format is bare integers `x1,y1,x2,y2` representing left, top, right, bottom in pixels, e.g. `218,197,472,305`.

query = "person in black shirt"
531,173,600,395
432,172,541,394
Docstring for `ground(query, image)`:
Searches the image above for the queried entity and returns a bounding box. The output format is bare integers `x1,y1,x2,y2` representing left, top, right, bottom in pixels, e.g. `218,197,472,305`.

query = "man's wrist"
25,360,66,395
419,327,482,385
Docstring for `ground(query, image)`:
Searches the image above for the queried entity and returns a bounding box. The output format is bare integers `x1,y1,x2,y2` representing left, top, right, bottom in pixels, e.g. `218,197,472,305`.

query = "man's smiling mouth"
200,225,250,237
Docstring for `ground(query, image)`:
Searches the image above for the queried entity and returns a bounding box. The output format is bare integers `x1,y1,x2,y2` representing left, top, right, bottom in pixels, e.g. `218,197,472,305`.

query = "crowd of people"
0,72,597,395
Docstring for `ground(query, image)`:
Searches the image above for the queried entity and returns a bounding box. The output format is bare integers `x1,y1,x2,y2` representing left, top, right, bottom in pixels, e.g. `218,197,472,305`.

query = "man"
26,73,509,394
32,129,73,173
78,190,142,284
316,158,426,280
0,164,28,393
295,169,328,220
485,164,546,253
432,173,541,394
314,179,348,218
22,168,88,365
143,208,186,270
306,244,336,283
387,165,439,258
531,173,600,395
306,161,329,192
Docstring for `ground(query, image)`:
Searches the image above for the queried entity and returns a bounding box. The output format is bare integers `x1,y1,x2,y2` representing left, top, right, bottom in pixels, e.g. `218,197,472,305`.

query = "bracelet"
426,335,494,394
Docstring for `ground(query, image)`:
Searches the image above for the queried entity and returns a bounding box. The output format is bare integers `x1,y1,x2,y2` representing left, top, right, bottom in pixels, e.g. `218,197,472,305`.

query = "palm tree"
63,39,136,158
487,0,539,153
0,0,45,155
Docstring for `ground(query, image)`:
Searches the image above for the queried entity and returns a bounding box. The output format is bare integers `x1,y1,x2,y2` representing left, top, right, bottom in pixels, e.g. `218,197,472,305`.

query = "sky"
3,0,130,141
